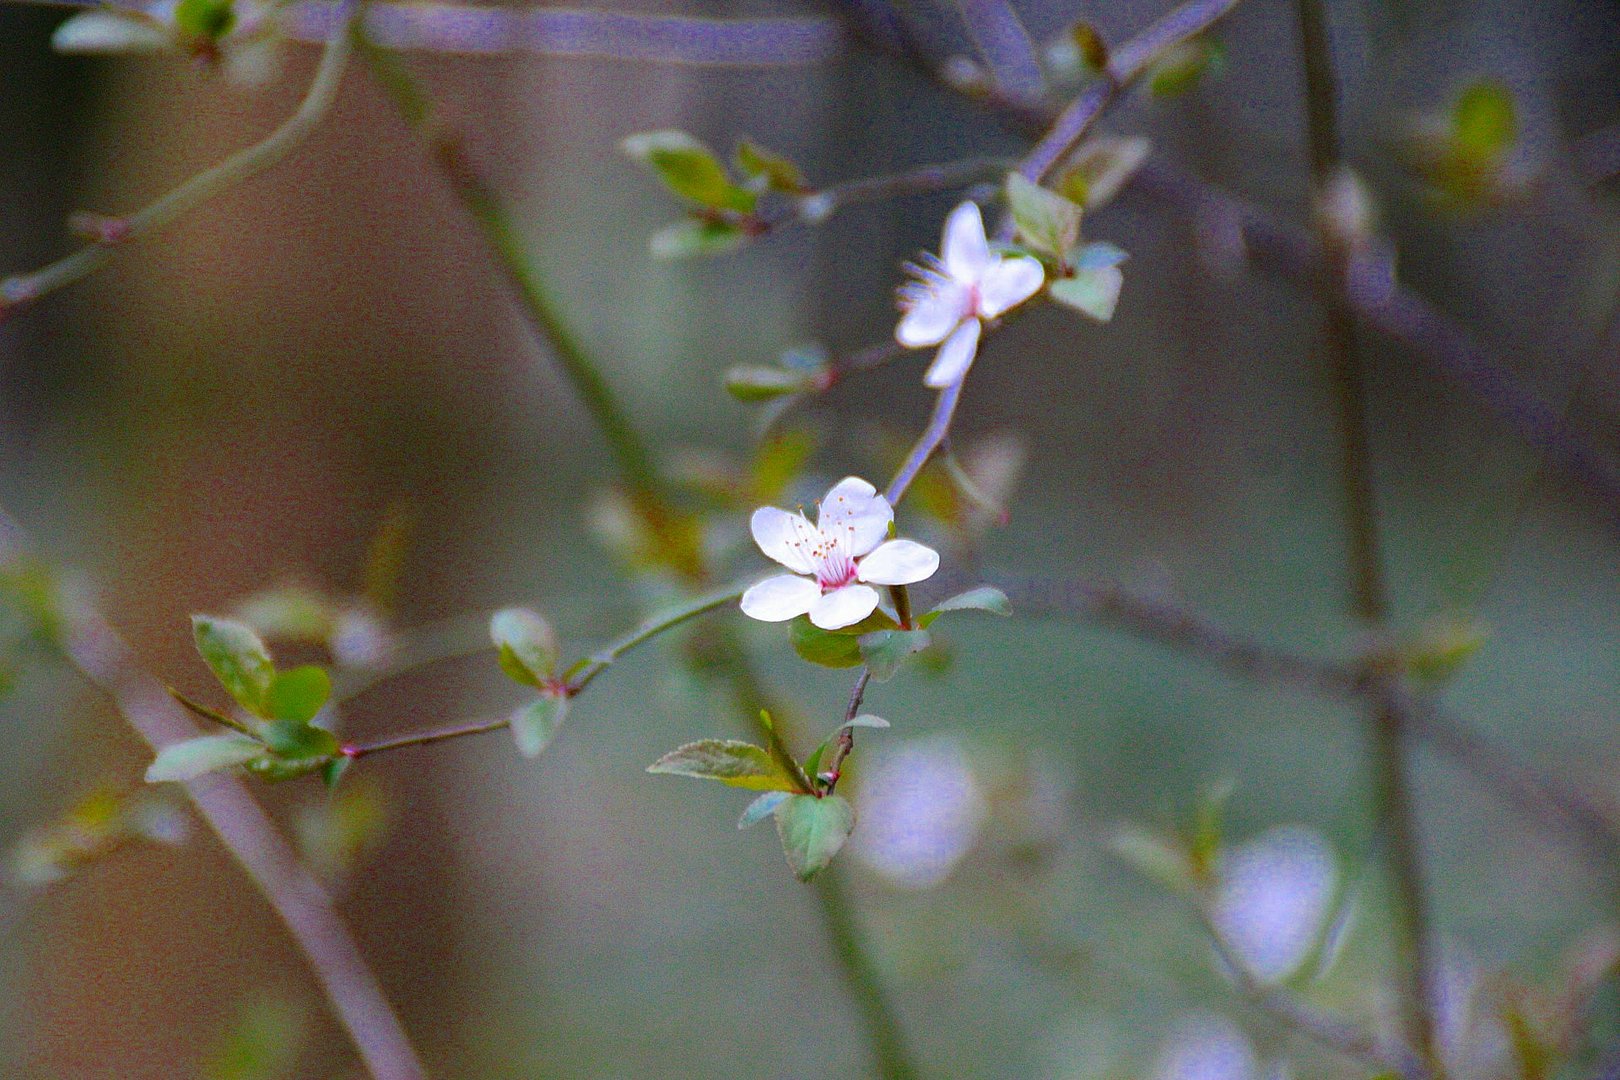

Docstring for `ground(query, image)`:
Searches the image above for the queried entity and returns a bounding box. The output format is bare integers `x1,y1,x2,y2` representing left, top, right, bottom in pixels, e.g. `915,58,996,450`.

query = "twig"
1015,0,1241,184
1200,904,1428,1079
0,0,360,319
361,45,922,1078
0,515,425,1080
1294,1,1440,1066
340,585,745,758
839,2,1620,533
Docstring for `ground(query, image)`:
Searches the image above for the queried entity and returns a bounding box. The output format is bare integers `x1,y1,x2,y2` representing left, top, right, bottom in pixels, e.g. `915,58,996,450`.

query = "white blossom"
895,201,1045,388
53,0,286,86
740,476,939,631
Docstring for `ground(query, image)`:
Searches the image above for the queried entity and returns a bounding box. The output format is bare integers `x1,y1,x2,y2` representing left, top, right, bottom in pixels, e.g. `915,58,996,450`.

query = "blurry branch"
0,515,425,1080
12,0,846,65
750,156,1015,234
1015,0,1241,184
954,0,1044,101
836,1,1620,532
1572,124,1620,186
1195,900,1429,1078
342,587,745,756
0,1,360,322
1294,0,1442,1069
361,42,922,1080
964,569,1620,873
1134,161,1620,522
358,37,669,514
298,3,844,64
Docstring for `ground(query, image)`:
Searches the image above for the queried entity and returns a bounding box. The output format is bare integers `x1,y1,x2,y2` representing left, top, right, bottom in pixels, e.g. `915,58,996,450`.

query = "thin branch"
1200,904,1428,1079
22,0,846,64
0,0,359,319
562,584,745,692
0,517,424,1080
885,376,965,505
359,39,670,512
812,864,920,1080
1293,0,1441,1066
1015,0,1241,184
342,585,745,758
839,3,1620,534
954,0,1044,101
362,46,922,1079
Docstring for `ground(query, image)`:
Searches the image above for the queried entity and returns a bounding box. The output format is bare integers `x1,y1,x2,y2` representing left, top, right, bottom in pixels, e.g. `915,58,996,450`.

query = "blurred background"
2,0,1620,1075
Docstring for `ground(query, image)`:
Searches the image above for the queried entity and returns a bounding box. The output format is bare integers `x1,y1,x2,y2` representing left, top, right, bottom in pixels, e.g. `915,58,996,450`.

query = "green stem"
343,586,745,758
365,38,920,1079
359,40,667,507
812,865,920,1080
1294,0,1441,1071
1,2,359,314
563,585,746,691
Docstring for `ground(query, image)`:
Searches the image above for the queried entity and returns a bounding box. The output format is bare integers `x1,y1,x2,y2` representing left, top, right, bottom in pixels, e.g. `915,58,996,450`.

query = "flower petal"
809,584,881,630
977,255,1045,318
740,574,822,622
51,11,170,53
749,506,820,575
817,477,893,557
941,201,992,282
857,539,940,586
896,286,967,347
923,317,981,388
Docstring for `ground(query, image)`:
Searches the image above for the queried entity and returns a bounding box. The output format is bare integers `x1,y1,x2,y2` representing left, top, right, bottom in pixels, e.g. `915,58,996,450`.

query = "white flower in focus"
850,735,987,889
895,201,1045,389
740,476,939,631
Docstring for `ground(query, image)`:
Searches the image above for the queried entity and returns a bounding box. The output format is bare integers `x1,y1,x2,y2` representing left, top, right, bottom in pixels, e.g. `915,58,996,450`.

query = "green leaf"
1107,822,1195,893
775,794,856,880
725,366,809,402
192,616,276,716
174,0,236,39
489,607,558,689
51,11,171,54
621,130,756,212
264,665,331,724
790,617,865,668
1147,38,1222,98
734,140,808,193
510,695,569,759
1004,173,1082,261
1056,135,1151,211
234,586,335,642
649,218,746,260
919,586,1012,627
859,628,932,682
204,998,305,1080
321,756,352,789
261,718,340,762
147,733,265,783
1048,266,1124,322
842,713,890,731
1453,79,1517,163
1069,21,1108,69
738,790,791,829
647,739,802,792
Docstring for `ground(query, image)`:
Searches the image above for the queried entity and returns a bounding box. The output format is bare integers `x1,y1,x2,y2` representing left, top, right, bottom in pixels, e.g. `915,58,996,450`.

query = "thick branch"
0,517,424,1080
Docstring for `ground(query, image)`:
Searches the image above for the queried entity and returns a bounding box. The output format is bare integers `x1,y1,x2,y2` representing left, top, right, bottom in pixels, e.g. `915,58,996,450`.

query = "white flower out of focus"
53,0,286,86
1152,1013,1284,1080
740,476,939,631
849,735,987,889
895,201,1045,389
1210,825,1344,985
